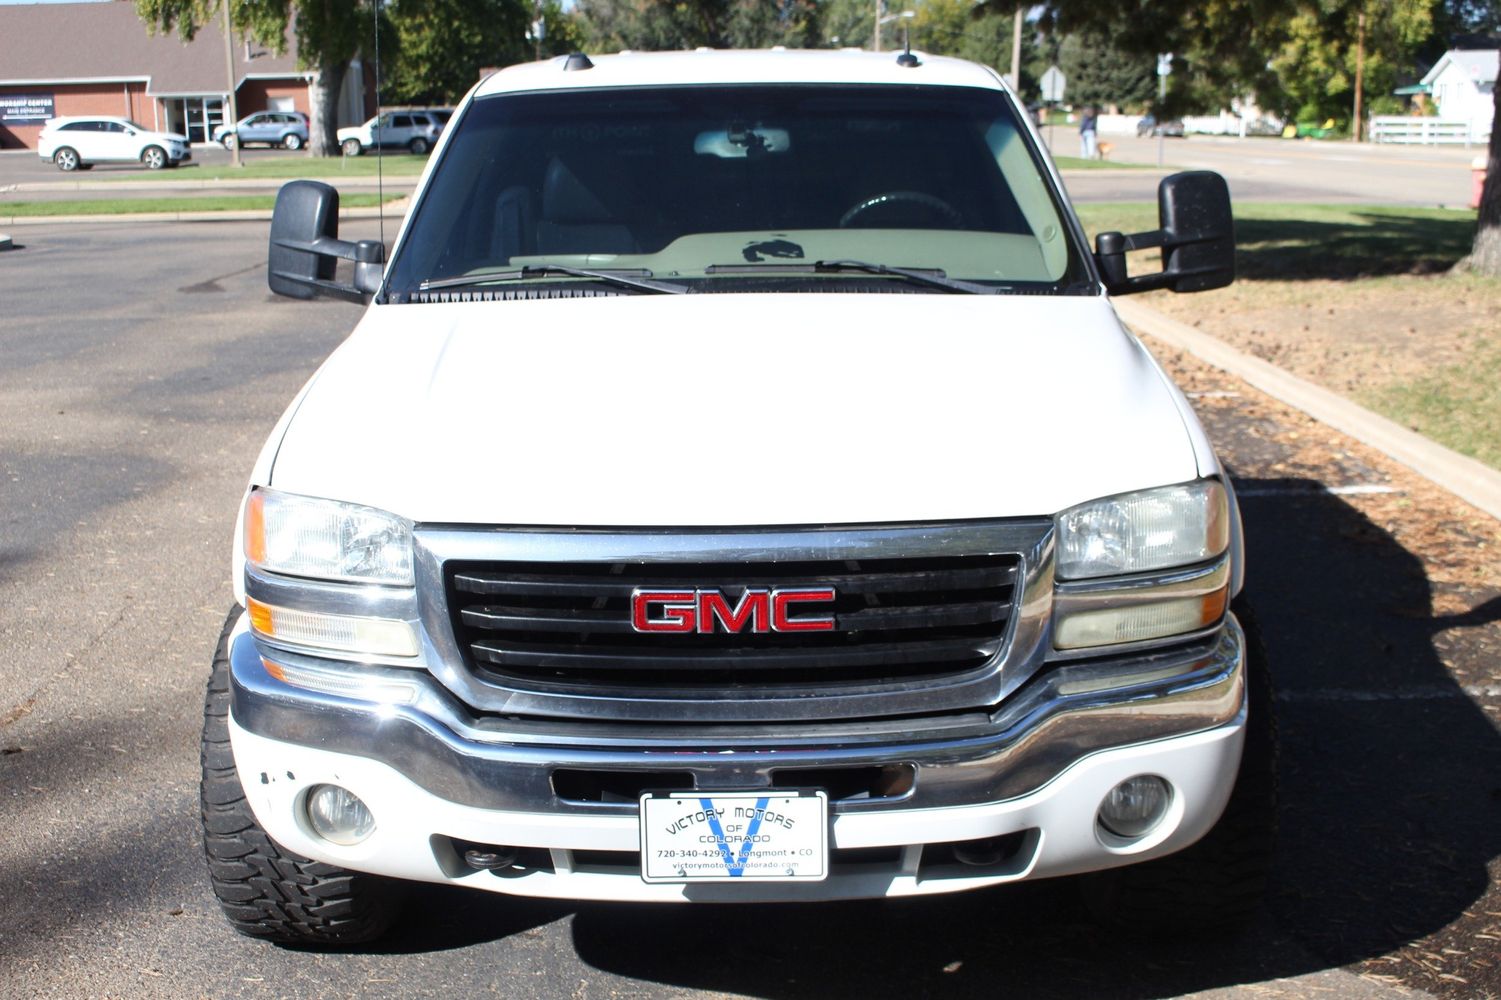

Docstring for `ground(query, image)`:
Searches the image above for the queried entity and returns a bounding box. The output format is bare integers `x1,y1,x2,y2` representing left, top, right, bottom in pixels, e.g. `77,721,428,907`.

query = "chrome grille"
446,554,1020,690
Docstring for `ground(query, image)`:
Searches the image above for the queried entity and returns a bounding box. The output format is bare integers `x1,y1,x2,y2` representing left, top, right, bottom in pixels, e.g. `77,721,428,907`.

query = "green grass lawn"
1078,201,1501,469
102,154,430,182
1369,342,1501,469
1075,202,1481,279
1052,155,1158,170
0,193,399,216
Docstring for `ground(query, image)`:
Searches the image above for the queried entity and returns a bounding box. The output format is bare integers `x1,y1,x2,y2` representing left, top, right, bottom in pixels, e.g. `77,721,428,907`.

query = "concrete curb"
1114,297,1501,522
0,204,405,227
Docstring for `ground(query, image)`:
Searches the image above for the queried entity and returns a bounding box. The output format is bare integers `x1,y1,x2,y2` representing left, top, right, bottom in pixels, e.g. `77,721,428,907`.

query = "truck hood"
268,293,1201,526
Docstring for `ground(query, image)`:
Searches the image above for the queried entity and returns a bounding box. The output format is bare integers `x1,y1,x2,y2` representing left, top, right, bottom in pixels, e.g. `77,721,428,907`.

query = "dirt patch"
1142,275,1501,466
1148,336,1501,1000
1142,276,1501,396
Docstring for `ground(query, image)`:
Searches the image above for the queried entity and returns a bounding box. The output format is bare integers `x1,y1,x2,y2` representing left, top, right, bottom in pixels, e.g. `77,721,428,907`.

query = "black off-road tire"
201,608,403,945
1079,597,1278,932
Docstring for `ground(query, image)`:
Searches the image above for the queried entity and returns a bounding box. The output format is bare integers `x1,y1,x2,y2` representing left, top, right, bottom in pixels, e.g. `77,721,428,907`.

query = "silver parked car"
214,111,309,151
337,109,448,156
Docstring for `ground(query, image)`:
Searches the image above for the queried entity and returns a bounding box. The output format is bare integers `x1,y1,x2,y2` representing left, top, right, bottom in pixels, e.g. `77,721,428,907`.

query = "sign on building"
0,94,55,124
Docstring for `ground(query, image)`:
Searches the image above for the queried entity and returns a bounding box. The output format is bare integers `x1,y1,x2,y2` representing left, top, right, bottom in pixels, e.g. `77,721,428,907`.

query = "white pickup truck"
204,48,1273,944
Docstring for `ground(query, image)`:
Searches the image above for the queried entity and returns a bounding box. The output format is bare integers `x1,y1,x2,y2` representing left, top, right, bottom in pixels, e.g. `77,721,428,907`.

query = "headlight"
1055,481,1229,581
244,488,413,585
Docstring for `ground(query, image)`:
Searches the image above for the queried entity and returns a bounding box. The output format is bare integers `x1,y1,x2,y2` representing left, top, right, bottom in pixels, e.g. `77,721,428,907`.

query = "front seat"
534,159,638,256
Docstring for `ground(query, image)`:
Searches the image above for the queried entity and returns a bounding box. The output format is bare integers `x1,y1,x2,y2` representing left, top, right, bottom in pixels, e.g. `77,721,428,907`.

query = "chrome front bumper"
227,614,1247,901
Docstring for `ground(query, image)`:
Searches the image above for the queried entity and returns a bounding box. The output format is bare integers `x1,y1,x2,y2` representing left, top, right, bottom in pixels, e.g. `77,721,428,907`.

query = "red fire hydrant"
1474,155,1489,210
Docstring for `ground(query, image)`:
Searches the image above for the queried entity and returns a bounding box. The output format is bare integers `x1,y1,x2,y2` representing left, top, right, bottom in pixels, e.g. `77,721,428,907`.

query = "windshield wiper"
419,265,688,295
704,259,999,294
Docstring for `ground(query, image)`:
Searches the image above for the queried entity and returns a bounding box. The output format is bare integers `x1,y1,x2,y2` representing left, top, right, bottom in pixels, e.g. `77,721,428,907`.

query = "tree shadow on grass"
1234,211,1478,281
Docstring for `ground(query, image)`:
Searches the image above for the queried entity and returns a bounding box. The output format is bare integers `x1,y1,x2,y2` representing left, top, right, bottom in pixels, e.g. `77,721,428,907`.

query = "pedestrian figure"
1079,106,1098,159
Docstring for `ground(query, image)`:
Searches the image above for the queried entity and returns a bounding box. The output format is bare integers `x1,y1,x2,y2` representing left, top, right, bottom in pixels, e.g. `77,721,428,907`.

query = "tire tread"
199,608,400,944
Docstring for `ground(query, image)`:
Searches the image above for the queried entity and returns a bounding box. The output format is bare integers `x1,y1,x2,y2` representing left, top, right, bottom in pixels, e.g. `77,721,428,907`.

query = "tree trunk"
307,59,350,157
1468,52,1501,277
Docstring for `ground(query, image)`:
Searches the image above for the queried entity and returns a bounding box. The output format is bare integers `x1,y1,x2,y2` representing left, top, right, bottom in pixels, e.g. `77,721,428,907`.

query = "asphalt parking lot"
1,220,1498,999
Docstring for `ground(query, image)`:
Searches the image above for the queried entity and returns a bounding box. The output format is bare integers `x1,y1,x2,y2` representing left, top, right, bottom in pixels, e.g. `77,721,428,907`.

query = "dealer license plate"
639,790,828,883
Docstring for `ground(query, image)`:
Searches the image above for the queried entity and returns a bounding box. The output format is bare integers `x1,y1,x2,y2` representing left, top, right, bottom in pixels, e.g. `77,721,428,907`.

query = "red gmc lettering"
631,588,836,634
771,588,837,632
697,589,771,634
631,590,697,632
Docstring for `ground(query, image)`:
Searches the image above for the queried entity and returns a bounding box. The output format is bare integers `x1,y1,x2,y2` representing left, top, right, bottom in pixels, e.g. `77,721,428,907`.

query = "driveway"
0,220,1496,999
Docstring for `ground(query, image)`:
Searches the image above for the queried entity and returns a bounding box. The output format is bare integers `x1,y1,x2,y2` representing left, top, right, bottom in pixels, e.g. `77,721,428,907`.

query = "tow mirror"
1093,170,1234,295
267,179,385,303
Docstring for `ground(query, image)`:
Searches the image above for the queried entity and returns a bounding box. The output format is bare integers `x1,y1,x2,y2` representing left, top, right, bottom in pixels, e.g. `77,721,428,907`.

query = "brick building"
0,0,371,149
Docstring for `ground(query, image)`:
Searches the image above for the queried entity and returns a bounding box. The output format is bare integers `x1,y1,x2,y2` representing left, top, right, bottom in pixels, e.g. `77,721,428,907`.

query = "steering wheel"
839,190,964,228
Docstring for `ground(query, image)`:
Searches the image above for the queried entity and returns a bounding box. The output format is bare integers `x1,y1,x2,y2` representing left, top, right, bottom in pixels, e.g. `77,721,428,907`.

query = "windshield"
384,84,1090,298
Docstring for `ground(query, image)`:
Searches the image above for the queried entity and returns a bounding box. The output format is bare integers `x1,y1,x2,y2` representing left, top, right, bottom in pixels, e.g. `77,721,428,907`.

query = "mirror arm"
1095,228,1227,296
270,235,385,300
1094,228,1165,292
267,268,368,304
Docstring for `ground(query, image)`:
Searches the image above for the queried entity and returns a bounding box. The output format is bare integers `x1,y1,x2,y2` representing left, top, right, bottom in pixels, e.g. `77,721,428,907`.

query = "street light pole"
221,0,241,167
873,0,882,53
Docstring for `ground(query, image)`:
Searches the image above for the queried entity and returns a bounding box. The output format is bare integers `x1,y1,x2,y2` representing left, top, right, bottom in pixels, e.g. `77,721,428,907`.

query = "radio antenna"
373,0,385,251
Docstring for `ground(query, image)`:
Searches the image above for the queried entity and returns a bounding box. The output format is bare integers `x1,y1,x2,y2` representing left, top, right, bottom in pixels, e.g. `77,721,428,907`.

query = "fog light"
305,784,375,846
1097,775,1171,840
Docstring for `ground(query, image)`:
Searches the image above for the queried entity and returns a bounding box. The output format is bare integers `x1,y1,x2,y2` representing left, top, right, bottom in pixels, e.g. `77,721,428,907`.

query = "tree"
597,0,819,50
982,0,1501,275
1056,24,1156,109
1267,1,1433,128
1470,51,1501,273
385,0,530,106
908,0,1041,91
137,0,388,156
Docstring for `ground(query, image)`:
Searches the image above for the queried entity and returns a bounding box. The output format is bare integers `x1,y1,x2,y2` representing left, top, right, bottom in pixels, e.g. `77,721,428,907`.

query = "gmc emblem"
631,587,837,634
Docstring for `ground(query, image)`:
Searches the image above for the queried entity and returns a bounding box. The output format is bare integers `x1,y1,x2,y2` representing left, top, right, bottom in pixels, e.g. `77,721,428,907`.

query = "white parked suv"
209,49,1271,945
37,116,191,171
336,108,447,156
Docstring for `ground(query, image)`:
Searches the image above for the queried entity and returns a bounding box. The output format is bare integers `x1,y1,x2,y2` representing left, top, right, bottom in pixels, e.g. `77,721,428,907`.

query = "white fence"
1371,116,1490,145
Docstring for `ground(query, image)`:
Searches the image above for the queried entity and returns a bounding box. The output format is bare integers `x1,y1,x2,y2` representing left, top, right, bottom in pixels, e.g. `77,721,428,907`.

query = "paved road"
0,146,417,204
1,221,1497,999
2,132,1484,207
1045,133,1480,206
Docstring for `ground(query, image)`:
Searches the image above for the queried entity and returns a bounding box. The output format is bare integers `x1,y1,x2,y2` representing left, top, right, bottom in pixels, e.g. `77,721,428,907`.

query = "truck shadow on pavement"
386,479,1500,997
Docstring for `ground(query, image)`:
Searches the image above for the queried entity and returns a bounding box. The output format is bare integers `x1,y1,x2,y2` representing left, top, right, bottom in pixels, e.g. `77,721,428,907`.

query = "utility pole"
1009,4,1023,90
1353,8,1366,142
221,0,241,167
873,0,882,53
